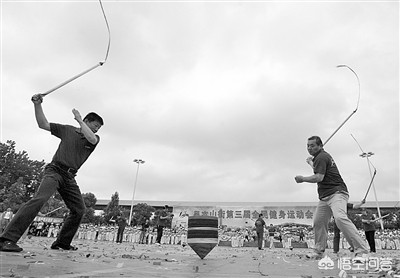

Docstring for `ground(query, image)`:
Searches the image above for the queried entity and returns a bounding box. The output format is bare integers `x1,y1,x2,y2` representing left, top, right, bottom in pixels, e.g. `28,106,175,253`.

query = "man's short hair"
308,136,323,146
84,112,104,125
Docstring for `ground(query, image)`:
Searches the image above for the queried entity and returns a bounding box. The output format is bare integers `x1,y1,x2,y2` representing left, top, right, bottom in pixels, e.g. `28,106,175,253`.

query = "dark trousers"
156,226,164,243
257,231,264,249
365,231,376,252
116,227,125,243
139,230,146,244
0,165,85,246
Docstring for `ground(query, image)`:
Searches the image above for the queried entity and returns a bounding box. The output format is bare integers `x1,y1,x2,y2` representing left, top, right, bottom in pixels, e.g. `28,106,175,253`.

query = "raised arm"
72,109,99,145
32,94,50,131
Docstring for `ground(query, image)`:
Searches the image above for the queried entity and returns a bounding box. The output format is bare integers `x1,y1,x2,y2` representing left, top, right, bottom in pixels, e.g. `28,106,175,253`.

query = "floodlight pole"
128,159,145,226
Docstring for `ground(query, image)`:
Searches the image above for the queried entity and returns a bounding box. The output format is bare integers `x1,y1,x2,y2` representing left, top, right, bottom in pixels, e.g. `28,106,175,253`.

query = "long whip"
43,206,64,217
37,0,110,98
350,134,377,201
351,134,385,229
323,65,361,146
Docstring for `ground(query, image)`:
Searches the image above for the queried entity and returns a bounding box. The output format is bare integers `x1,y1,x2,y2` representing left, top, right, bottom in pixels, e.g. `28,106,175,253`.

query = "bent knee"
332,211,348,221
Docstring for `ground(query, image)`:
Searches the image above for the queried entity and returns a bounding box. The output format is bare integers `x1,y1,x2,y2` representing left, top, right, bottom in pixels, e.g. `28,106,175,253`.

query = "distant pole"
128,159,145,226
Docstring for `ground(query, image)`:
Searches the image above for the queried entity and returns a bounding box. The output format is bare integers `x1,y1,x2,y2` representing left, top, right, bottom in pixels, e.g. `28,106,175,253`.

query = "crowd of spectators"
2,209,399,251
75,224,188,245
71,223,400,251
26,221,62,238
326,228,400,251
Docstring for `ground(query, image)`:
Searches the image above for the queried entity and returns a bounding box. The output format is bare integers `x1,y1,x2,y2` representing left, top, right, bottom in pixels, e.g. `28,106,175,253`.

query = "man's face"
86,120,102,133
307,139,322,156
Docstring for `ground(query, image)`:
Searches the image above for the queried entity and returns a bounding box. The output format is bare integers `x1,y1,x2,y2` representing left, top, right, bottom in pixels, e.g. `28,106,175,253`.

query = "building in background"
94,200,398,228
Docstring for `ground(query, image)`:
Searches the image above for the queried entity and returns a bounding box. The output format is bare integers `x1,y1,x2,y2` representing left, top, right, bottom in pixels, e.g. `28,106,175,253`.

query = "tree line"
1,140,399,229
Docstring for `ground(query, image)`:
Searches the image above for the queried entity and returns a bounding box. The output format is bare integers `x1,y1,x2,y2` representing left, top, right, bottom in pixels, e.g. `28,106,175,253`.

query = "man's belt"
53,161,77,175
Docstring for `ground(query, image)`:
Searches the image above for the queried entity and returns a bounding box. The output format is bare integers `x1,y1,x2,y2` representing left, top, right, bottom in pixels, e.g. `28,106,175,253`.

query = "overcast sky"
1,0,399,205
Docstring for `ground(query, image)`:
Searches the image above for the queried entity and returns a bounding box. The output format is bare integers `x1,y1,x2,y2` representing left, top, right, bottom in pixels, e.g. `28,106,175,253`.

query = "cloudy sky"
1,0,399,205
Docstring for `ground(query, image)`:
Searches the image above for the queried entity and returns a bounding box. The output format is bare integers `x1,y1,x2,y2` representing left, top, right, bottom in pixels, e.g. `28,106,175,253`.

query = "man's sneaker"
51,242,78,251
333,251,345,258
305,252,324,260
354,252,370,258
0,241,23,252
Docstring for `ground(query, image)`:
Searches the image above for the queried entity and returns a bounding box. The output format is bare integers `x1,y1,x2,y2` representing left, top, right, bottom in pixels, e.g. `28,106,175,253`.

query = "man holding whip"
295,136,369,259
0,94,103,252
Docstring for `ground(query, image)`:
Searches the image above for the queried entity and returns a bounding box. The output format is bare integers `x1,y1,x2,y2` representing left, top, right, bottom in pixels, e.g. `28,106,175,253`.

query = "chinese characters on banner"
172,206,317,227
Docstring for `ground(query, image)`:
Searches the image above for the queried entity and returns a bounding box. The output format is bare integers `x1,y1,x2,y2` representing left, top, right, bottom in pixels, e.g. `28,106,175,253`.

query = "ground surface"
0,237,399,278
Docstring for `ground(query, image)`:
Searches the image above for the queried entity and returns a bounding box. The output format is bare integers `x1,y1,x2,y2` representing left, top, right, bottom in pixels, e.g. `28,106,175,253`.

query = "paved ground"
0,237,399,278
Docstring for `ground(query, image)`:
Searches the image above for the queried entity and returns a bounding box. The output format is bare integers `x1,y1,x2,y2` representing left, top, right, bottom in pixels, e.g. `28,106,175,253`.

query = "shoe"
306,252,324,260
51,242,78,251
258,248,264,250
352,253,370,264
354,252,369,258
0,240,23,252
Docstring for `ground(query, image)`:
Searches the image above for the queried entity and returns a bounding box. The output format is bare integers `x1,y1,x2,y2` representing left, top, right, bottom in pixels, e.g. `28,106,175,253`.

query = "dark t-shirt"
157,210,169,227
50,123,99,170
313,150,348,199
361,214,376,232
116,217,127,228
141,222,150,231
268,227,276,237
255,217,265,233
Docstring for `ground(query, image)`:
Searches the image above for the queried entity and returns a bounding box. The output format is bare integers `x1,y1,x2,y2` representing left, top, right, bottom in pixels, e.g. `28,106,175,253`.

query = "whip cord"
323,65,361,146
39,0,110,98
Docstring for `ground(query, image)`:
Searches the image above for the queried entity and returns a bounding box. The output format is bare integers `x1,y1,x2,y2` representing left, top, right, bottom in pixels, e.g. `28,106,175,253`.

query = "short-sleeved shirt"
312,150,348,200
4,211,12,220
50,123,99,170
268,227,276,237
116,217,127,228
141,222,150,231
361,214,376,232
255,217,266,233
157,210,170,227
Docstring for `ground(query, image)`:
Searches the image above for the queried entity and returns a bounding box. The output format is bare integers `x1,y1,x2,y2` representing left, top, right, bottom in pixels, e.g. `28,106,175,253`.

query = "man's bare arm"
32,94,50,131
295,173,324,183
72,109,98,145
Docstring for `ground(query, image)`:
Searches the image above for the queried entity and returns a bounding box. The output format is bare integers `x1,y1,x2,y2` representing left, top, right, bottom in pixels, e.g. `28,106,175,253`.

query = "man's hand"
353,199,366,209
31,94,43,104
72,108,82,122
306,157,314,167
294,176,304,183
